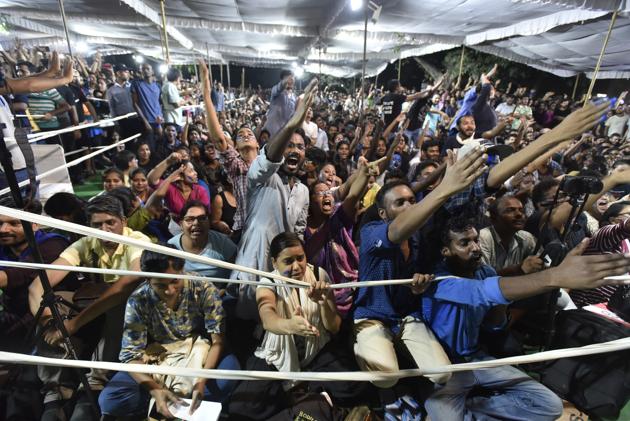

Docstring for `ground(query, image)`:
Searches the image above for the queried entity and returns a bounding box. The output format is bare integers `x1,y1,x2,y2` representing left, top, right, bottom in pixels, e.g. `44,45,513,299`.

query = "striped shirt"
569,222,630,307
28,88,67,130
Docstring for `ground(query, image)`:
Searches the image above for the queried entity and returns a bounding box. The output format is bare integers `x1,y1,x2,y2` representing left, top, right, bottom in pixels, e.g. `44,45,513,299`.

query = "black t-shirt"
442,134,464,155
406,98,428,131
380,92,406,128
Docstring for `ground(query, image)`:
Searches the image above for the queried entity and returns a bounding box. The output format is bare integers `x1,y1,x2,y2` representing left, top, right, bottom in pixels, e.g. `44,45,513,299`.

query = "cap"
113,63,129,73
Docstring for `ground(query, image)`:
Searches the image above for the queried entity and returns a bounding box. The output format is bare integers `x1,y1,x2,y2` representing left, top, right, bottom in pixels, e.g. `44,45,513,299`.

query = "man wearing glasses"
168,200,237,289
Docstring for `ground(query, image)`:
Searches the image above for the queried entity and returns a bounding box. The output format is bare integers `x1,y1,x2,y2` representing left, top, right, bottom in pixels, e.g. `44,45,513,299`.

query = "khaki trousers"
353,317,451,387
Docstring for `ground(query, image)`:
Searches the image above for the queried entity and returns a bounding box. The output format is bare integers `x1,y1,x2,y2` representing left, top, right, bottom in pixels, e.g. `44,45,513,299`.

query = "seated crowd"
1,46,630,421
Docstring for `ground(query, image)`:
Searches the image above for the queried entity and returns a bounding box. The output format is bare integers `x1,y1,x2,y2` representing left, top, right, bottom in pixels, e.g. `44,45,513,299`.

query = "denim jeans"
425,352,563,421
98,353,240,417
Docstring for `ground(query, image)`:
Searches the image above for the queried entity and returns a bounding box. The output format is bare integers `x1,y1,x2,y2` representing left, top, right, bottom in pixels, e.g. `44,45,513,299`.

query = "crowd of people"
1,44,630,421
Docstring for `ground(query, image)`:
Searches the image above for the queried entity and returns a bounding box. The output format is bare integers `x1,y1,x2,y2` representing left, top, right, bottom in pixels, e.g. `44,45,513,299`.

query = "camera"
560,176,603,195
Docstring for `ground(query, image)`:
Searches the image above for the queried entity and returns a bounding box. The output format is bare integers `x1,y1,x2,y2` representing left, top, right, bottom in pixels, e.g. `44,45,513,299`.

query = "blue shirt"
168,231,237,280
422,261,509,359
353,221,421,327
131,79,162,123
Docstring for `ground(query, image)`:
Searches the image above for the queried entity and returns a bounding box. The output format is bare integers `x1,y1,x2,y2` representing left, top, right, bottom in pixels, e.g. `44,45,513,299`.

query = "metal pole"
456,45,465,87
220,63,224,85
571,73,580,101
205,42,213,81
241,67,245,94
360,3,368,112
397,54,402,80
57,0,73,56
227,61,231,88
193,56,199,83
583,8,618,106
158,24,166,60
159,0,170,64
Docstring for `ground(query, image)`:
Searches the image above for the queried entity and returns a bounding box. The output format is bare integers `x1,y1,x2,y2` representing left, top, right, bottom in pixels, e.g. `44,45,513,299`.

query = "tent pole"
205,42,213,81
360,2,368,112
193,55,199,83
56,0,73,56
241,67,245,94
583,8,618,106
220,63,224,85
159,0,170,64
158,24,166,60
571,73,580,101
397,54,401,80
227,61,231,88
456,45,465,87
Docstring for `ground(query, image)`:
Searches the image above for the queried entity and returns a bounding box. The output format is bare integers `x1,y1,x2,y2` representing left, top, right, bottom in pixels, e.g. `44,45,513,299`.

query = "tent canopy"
0,0,628,78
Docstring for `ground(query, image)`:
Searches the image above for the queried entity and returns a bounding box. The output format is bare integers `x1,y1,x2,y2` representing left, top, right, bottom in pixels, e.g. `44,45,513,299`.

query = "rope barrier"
0,133,141,197
1,337,630,382
63,146,108,157
0,205,309,288
27,113,138,143
0,260,456,290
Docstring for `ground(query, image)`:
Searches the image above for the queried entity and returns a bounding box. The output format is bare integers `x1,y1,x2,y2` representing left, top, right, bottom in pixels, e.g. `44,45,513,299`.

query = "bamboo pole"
56,0,73,56
571,73,580,101
583,9,618,106
159,0,170,63
456,45,465,87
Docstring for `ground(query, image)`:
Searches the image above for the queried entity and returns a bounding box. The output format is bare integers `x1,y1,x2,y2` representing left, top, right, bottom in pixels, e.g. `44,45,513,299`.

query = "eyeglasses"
314,190,334,197
183,215,208,224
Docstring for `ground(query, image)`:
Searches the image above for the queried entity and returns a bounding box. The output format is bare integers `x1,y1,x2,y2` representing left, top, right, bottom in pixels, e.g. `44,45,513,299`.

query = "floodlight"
133,55,145,64
350,0,363,11
159,63,169,74
294,66,305,78
75,41,89,54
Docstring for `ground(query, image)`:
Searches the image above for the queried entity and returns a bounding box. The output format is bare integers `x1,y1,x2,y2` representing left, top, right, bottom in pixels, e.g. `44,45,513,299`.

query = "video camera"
559,175,603,196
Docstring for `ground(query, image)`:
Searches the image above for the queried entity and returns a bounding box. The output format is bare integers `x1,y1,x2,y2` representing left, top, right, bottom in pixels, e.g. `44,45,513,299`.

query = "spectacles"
315,190,334,197
183,215,208,224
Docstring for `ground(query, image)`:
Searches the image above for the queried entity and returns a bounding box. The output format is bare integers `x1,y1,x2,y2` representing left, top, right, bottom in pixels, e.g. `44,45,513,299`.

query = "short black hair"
106,188,136,217
440,216,478,247
602,201,630,224
421,139,440,152
140,247,185,273
293,128,308,147
488,194,521,219
532,177,560,207
387,79,400,92
385,168,406,183
179,200,209,221
113,150,137,171
375,180,411,210
166,68,181,82
412,160,439,181
456,114,475,128
44,192,85,223
0,196,42,214
269,232,304,260
280,70,293,80
86,194,125,221
305,147,327,168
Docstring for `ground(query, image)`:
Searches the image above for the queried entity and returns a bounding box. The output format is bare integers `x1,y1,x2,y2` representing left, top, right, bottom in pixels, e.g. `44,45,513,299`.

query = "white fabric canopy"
0,0,627,78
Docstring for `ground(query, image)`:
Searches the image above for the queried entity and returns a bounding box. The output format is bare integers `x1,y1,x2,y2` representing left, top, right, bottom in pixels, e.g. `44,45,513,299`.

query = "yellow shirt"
361,184,381,209
60,227,151,283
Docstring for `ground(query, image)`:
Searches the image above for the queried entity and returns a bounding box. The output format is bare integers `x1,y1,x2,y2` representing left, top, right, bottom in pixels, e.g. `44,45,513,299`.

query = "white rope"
0,133,141,197
86,96,109,102
0,205,309,288
0,260,456,290
1,337,630,382
27,112,138,143
63,146,108,157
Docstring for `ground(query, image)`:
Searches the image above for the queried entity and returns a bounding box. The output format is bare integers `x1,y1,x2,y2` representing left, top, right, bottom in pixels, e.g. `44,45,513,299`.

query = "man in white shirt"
605,107,629,138
302,107,318,145
495,95,516,116
314,115,329,151
162,68,186,127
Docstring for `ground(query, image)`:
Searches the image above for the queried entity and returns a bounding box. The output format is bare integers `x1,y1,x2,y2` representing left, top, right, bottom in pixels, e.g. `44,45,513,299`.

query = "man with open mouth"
229,78,319,319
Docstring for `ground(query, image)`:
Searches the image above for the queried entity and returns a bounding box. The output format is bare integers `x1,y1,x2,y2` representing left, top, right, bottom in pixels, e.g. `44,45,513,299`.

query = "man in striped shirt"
27,87,70,132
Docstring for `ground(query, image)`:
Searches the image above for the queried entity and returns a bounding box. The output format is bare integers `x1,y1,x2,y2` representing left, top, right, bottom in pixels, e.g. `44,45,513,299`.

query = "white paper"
167,399,222,421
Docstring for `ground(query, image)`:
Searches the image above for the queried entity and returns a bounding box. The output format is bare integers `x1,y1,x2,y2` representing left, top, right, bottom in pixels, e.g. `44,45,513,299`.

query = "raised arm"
1,55,74,95
486,101,609,189
147,152,181,186
266,78,318,162
198,59,228,152
388,148,487,244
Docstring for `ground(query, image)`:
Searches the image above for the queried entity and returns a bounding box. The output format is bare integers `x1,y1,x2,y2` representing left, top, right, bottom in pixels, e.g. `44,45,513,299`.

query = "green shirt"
28,89,67,129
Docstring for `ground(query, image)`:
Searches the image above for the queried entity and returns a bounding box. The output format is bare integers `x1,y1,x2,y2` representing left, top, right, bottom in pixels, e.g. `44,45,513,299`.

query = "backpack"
538,309,630,419
267,393,344,421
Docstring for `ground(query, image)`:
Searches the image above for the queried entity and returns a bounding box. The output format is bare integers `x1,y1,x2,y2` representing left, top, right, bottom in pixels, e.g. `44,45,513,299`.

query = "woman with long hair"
129,167,153,205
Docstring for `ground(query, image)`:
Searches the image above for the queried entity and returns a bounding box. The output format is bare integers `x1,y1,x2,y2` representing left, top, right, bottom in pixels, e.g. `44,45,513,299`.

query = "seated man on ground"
168,200,237,288
98,250,239,420
423,216,630,420
352,147,487,416
228,232,368,420
30,195,151,419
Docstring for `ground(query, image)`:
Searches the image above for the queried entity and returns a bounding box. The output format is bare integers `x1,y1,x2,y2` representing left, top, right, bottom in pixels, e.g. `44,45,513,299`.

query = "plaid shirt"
443,171,489,214
219,145,252,231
